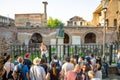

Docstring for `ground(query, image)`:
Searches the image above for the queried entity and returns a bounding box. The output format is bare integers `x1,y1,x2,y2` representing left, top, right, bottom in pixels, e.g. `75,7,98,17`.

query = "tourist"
50,54,62,71
90,54,96,67
81,64,90,80
117,49,120,75
46,62,61,80
40,58,48,74
4,55,14,79
61,56,74,79
64,64,83,80
88,71,101,80
30,57,46,80
24,53,32,70
13,54,19,66
94,57,102,80
13,57,30,80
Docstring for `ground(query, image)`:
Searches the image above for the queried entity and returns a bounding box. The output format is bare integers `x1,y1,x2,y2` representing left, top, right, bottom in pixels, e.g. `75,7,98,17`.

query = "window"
85,33,96,43
106,19,109,26
80,22,82,26
74,22,77,26
114,19,117,27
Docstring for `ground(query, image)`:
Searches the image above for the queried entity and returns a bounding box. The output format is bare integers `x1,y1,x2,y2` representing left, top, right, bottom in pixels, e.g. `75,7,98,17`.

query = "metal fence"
10,43,120,64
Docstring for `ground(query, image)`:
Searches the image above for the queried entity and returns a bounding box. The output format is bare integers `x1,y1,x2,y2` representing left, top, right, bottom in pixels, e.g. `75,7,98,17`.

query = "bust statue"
56,26,64,38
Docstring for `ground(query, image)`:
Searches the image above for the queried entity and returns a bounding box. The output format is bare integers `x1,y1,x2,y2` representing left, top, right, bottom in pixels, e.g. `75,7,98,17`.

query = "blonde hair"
17,57,23,63
33,57,41,65
70,58,76,66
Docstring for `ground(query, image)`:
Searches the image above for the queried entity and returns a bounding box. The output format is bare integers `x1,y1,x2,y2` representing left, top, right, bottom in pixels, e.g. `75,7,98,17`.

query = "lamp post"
101,0,108,60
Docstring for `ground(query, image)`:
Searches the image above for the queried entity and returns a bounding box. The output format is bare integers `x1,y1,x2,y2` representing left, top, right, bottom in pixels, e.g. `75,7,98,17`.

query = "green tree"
47,17,64,27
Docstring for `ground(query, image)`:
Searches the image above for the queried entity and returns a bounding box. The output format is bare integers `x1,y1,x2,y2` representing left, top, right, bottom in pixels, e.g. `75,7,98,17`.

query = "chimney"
42,1,48,26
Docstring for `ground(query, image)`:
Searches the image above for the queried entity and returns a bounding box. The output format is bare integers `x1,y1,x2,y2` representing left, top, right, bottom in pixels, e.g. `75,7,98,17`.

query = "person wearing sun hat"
30,57,46,80
24,53,32,70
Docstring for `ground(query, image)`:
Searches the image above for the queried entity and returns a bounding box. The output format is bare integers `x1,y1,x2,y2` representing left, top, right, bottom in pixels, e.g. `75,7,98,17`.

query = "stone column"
42,1,48,26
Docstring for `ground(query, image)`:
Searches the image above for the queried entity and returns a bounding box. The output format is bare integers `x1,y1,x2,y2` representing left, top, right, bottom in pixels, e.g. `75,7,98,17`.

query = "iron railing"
10,43,120,64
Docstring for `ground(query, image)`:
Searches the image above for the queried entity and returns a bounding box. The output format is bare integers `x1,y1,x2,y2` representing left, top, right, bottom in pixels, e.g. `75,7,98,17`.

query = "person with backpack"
24,53,32,70
13,56,30,80
50,54,62,71
46,62,61,80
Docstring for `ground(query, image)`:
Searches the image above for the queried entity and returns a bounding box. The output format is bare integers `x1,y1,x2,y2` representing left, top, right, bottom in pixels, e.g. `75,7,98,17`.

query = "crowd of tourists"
0,52,110,80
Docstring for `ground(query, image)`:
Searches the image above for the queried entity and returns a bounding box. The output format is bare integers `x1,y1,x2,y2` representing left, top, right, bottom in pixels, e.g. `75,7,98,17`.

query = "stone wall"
16,27,117,45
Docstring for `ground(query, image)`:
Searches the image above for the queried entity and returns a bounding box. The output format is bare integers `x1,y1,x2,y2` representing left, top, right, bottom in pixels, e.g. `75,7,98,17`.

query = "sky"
0,0,100,24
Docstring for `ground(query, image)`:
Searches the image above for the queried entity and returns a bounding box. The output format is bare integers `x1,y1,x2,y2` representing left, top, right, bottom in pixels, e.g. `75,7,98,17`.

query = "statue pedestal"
57,38,64,45
57,38,64,59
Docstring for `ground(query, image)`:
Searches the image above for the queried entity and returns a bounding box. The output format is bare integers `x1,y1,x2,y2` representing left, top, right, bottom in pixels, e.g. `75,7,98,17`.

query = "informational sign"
18,32,32,44
50,39,56,45
72,36,81,45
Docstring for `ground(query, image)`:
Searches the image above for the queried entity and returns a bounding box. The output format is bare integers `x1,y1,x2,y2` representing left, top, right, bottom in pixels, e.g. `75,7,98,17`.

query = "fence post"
109,44,112,65
75,45,77,54
67,45,70,56
49,45,51,63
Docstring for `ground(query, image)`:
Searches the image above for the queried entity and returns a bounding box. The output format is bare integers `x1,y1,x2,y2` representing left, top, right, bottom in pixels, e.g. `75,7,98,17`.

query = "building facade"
15,13,45,27
92,0,120,28
67,16,87,26
0,15,14,27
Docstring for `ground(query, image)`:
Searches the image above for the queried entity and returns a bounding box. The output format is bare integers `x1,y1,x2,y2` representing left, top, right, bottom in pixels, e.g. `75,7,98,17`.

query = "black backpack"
16,65,24,80
52,60,61,71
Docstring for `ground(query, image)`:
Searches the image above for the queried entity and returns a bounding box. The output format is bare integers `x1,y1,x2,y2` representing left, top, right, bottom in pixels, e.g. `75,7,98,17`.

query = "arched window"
74,22,77,26
30,33,42,43
64,33,69,44
85,33,96,43
80,22,82,26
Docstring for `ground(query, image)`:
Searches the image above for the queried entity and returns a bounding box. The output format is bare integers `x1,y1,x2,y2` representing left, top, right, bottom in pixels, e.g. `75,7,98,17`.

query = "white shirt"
62,62,74,76
4,62,14,77
91,58,96,66
30,65,46,80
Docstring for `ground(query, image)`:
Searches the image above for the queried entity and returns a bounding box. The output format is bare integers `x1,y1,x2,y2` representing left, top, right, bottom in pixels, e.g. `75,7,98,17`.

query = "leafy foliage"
47,17,64,27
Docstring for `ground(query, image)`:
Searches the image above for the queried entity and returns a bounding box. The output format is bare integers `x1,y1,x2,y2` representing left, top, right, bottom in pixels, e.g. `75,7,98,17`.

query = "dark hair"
3,53,7,56
65,56,70,62
96,57,101,63
14,55,19,58
40,58,46,64
6,55,10,61
91,53,94,57
81,56,85,60
53,54,58,59
51,62,57,76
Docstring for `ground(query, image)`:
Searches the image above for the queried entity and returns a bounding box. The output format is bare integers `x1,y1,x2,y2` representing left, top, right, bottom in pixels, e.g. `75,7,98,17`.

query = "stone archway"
85,33,96,43
64,33,69,44
29,33,42,44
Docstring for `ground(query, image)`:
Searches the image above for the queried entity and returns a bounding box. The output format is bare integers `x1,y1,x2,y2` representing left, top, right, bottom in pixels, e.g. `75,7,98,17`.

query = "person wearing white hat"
30,57,46,80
